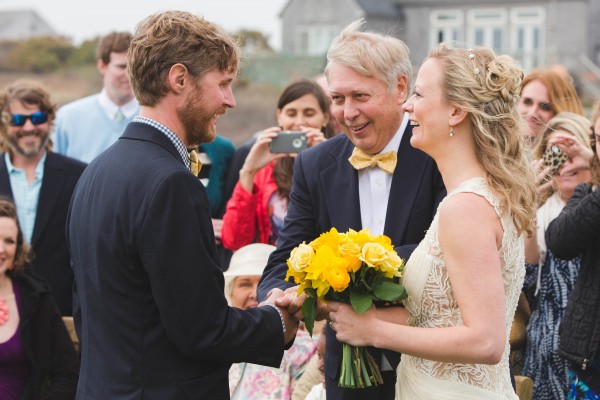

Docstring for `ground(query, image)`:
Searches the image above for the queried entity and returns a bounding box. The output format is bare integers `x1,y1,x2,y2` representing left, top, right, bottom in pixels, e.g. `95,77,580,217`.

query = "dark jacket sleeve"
39,296,79,400
258,151,316,301
139,171,284,367
546,183,600,260
19,284,78,400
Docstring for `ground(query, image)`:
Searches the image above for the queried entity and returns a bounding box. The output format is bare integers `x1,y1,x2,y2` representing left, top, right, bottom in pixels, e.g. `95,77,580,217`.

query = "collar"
99,89,139,119
132,116,189,168
5,151,47,174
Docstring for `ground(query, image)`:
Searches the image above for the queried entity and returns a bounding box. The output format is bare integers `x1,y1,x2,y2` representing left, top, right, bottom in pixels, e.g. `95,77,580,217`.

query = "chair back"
62,316,80,353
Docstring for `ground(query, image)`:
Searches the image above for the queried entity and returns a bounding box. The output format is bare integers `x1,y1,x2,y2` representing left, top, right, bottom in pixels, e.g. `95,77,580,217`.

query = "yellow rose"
339,240,361,258
373,235,394,250
360,242,388,267
288,242,314,272
379,250,403,278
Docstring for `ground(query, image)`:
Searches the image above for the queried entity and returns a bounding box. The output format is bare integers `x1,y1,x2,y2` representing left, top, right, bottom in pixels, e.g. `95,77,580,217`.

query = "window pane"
493,29,502,52
475,29,484,46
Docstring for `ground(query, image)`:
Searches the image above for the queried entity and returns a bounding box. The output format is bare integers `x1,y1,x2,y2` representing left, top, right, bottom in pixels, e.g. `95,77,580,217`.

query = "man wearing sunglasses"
54,31,139,163
0,79,87,316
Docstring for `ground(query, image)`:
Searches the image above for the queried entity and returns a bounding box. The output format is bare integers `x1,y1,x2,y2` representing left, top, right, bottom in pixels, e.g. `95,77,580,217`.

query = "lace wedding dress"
396,178,522,399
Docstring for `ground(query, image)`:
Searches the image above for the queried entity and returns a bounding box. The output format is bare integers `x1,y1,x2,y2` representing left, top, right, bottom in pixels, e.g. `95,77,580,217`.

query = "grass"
0,67,282,146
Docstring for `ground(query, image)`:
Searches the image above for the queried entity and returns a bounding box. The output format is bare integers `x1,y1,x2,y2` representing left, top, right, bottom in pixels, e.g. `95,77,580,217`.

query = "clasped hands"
263,285,376,347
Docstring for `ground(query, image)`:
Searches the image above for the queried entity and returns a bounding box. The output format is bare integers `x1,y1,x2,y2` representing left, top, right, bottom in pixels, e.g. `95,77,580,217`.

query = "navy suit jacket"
0,151,86,315
258,124,446,399
67,122,285,400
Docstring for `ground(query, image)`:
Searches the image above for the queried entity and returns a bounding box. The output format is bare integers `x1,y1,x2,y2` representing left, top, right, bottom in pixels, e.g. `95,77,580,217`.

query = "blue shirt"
5,152,46,243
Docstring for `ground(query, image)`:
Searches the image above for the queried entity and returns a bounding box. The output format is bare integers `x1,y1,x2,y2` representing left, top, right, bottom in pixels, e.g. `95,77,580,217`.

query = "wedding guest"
225,243,316,400
0,79,86,316
259,20,445,400
0,198,78,399
327,43,536,398
304,332,326,400
221,80,329,251
518,69,583,151
66,11,297,399
192,134,236,270
522,112,593,400
545,103,600,400
54,31,139,163
291,320,327,400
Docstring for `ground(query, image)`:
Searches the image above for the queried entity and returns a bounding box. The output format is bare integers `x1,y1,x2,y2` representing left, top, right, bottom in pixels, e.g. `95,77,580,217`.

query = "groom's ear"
448,107,468,127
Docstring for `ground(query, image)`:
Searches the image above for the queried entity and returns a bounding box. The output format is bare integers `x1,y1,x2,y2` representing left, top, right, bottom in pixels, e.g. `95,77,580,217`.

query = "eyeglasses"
9,112,48,127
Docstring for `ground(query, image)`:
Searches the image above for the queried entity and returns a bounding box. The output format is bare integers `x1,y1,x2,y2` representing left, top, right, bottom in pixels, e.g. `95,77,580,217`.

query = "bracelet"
265,304,286,335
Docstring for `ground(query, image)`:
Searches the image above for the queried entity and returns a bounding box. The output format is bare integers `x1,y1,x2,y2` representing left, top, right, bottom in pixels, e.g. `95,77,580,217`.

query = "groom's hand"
260,288,299,345
272,286,329,322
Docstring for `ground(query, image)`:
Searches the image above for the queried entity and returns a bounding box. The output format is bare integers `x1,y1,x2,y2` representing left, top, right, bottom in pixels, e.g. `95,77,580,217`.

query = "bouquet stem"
338,343,384,389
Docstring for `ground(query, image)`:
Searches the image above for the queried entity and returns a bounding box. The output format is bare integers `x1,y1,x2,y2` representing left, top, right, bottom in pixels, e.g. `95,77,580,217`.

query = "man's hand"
260,288,299,345
271,286,329,322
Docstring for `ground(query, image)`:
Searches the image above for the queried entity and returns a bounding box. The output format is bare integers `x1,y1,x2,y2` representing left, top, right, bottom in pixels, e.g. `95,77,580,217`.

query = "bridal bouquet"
285,227,406,389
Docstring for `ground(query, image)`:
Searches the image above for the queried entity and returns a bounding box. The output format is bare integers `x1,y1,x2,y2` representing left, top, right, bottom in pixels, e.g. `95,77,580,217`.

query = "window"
430,10,463,48
295,26,339,55
510,7,545,71
467,9,507,54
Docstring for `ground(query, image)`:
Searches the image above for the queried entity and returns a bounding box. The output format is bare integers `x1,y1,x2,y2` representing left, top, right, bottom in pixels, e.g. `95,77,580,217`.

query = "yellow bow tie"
189,149,202,176
348,147,397,174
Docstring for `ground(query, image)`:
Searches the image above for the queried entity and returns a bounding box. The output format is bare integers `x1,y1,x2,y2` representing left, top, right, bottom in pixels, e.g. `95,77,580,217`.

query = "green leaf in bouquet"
350,291,373,315
304,287,317,298
302,295,316,336
373,280,407,302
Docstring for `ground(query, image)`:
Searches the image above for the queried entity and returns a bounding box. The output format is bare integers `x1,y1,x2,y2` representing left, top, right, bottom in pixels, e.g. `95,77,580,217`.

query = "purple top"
0,282,31,399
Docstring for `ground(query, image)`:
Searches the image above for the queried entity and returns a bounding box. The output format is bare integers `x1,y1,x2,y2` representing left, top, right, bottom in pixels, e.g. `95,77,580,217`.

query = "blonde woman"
522,112,593,400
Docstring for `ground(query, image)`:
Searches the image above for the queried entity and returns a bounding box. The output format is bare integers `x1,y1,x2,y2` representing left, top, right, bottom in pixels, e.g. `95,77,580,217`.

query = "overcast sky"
0,0,287,49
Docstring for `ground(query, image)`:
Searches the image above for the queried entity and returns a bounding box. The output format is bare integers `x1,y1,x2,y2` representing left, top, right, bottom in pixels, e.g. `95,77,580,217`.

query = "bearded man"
66,11,298,400
0,79,86,316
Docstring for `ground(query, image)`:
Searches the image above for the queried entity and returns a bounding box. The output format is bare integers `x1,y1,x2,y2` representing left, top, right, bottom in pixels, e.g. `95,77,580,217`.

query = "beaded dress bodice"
399,178,522,399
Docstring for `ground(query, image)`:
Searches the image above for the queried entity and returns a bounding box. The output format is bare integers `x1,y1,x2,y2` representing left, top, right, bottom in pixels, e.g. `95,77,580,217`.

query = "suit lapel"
31,152,62,246
320,138,362,232
384,124,422,245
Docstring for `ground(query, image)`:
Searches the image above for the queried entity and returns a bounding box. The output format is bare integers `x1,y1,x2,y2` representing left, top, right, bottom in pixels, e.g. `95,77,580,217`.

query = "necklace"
0,295,8,325
0,277,9,325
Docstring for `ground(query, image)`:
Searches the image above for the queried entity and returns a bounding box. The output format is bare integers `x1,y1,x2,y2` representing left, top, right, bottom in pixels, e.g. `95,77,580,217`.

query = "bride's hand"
328,302,377,347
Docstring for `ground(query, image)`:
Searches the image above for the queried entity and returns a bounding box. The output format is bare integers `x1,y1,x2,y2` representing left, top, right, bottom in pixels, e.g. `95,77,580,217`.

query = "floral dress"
229,329,316,400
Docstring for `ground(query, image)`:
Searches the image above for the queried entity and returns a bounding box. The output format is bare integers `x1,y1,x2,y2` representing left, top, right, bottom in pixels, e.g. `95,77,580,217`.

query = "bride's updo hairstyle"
428,43,536,236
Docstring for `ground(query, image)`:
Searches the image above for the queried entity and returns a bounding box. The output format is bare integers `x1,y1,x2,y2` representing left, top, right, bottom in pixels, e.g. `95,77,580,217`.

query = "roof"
0,9,56,41
355,0,401,18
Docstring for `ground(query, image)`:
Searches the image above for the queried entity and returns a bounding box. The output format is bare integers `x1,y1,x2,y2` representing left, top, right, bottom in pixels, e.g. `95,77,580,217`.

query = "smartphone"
543,144,568,176
269,131,308,153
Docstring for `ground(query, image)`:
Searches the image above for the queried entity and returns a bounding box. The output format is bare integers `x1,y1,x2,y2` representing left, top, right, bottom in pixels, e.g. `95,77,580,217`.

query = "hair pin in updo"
468,49,480,75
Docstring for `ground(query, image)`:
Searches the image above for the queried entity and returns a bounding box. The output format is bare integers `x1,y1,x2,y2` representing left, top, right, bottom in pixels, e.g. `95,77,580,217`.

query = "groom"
258,20,446,400
67,11,297,399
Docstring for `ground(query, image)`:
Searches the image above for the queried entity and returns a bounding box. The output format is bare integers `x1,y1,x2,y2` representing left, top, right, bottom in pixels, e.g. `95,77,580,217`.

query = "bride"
328,43,537,399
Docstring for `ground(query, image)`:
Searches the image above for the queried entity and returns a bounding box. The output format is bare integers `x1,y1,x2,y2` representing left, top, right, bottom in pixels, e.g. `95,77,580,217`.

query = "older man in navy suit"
258,20,446,400
67,11,297,400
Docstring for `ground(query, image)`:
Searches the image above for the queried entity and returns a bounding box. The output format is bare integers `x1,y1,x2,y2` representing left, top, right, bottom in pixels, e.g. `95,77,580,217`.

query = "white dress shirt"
357,113,408,236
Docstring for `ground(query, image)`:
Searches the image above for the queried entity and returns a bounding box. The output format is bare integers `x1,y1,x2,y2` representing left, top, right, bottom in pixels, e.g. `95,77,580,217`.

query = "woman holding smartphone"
522,112,593,400
221,80,331,251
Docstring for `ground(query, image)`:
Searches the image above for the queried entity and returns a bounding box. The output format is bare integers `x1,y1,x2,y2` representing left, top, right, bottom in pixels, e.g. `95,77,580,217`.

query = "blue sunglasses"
9,112,48,127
